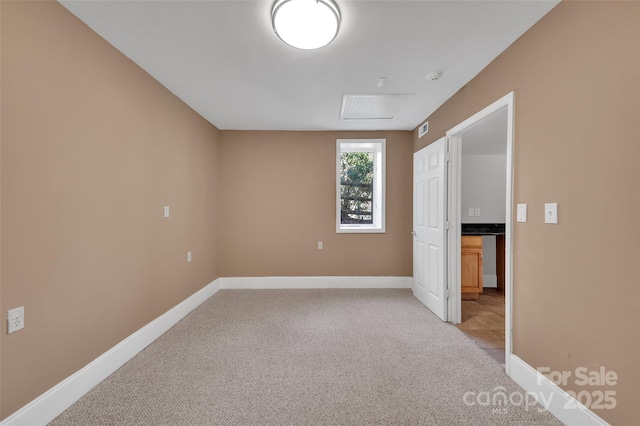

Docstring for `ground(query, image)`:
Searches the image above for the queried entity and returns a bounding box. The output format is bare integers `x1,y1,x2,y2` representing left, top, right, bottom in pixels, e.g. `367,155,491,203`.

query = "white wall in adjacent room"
461,154,507,224
482,235,497,288
461,152,506,288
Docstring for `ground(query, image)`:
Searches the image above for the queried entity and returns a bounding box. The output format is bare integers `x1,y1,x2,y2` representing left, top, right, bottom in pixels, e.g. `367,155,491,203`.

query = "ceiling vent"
340,94,413,120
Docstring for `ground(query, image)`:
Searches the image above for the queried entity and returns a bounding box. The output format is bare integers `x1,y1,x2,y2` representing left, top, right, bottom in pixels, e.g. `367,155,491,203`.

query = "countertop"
461,223,505,235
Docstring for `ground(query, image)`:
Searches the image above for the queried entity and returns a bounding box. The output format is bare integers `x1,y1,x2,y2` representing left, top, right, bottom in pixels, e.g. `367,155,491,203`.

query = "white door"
413,137,448,321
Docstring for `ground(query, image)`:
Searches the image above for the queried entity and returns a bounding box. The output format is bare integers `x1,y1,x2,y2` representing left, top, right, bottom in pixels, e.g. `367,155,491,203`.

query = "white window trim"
336,139,386,234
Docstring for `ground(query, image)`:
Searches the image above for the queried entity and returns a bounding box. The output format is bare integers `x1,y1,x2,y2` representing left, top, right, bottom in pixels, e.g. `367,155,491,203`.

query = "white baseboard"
219,276,412,289
508,354,609,426
483,274,497,288
1,279,222,426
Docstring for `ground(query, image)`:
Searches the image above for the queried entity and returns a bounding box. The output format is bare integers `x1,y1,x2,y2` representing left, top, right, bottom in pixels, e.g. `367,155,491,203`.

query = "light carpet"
50,289,561,425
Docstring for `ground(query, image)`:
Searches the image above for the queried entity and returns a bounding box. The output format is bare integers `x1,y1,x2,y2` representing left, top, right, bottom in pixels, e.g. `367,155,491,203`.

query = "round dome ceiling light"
272,0,341,50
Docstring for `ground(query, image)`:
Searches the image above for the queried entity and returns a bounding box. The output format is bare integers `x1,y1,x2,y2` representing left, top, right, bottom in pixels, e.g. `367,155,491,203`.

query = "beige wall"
0,3,412,419
0,1,221,419
3,0,639,424
414,2,640,424
220,131,413,277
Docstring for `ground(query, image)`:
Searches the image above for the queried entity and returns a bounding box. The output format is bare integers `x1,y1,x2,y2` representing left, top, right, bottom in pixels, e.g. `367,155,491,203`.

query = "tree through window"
340,152,374,224
336,139,386,233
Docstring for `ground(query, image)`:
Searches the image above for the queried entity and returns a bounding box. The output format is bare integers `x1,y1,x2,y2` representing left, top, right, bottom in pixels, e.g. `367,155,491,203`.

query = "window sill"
336,226,386,234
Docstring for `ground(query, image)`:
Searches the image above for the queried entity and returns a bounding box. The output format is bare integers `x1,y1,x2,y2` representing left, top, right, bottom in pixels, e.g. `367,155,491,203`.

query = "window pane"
340,152,374,225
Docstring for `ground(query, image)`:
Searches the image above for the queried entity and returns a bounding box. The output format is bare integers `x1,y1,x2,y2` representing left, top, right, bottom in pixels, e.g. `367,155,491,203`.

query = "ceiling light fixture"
271,0,341,50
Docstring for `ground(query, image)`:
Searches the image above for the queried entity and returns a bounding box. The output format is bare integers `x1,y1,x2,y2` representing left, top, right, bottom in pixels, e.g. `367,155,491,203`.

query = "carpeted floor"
50,289,561,425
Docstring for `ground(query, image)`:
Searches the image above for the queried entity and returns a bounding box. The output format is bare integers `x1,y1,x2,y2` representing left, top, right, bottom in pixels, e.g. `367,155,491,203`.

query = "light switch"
545,203,558,224
517,204,527,223
468,208,475,217
163,206,170,218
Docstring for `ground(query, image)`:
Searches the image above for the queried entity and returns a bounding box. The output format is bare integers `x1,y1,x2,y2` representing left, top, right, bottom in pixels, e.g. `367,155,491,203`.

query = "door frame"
445,92,515,373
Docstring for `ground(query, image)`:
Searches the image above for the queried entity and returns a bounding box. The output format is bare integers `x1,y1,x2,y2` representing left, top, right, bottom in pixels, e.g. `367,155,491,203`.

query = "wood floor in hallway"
456,289,506,364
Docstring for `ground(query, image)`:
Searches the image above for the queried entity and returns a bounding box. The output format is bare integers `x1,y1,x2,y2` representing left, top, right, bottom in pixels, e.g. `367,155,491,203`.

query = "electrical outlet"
468,208,475,217
474,208,481,217
163,205,170,218
7,307,25,334
187,251,192,262
317,241,323,250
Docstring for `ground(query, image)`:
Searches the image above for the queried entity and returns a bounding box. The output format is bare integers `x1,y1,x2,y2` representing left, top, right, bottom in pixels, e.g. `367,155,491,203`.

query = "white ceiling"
58,0,559,131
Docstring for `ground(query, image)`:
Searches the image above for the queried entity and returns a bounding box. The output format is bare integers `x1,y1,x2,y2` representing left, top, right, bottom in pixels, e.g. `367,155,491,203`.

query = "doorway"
446,92,514,372
412,92,514,371
454,108,508,364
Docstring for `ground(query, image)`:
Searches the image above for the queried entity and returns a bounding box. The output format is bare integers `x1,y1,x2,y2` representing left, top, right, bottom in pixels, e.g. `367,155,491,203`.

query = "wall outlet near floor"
317,241,323,250
163,205,170,218
187,251,192,262
7,306,25,334
474,208,481,217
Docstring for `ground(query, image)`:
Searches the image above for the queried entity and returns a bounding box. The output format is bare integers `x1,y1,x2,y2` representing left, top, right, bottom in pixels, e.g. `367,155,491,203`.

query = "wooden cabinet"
461,236,483,300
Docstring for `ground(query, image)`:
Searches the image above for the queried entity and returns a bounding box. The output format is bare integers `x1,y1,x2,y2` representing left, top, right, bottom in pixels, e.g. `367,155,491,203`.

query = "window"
336,139,386,233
